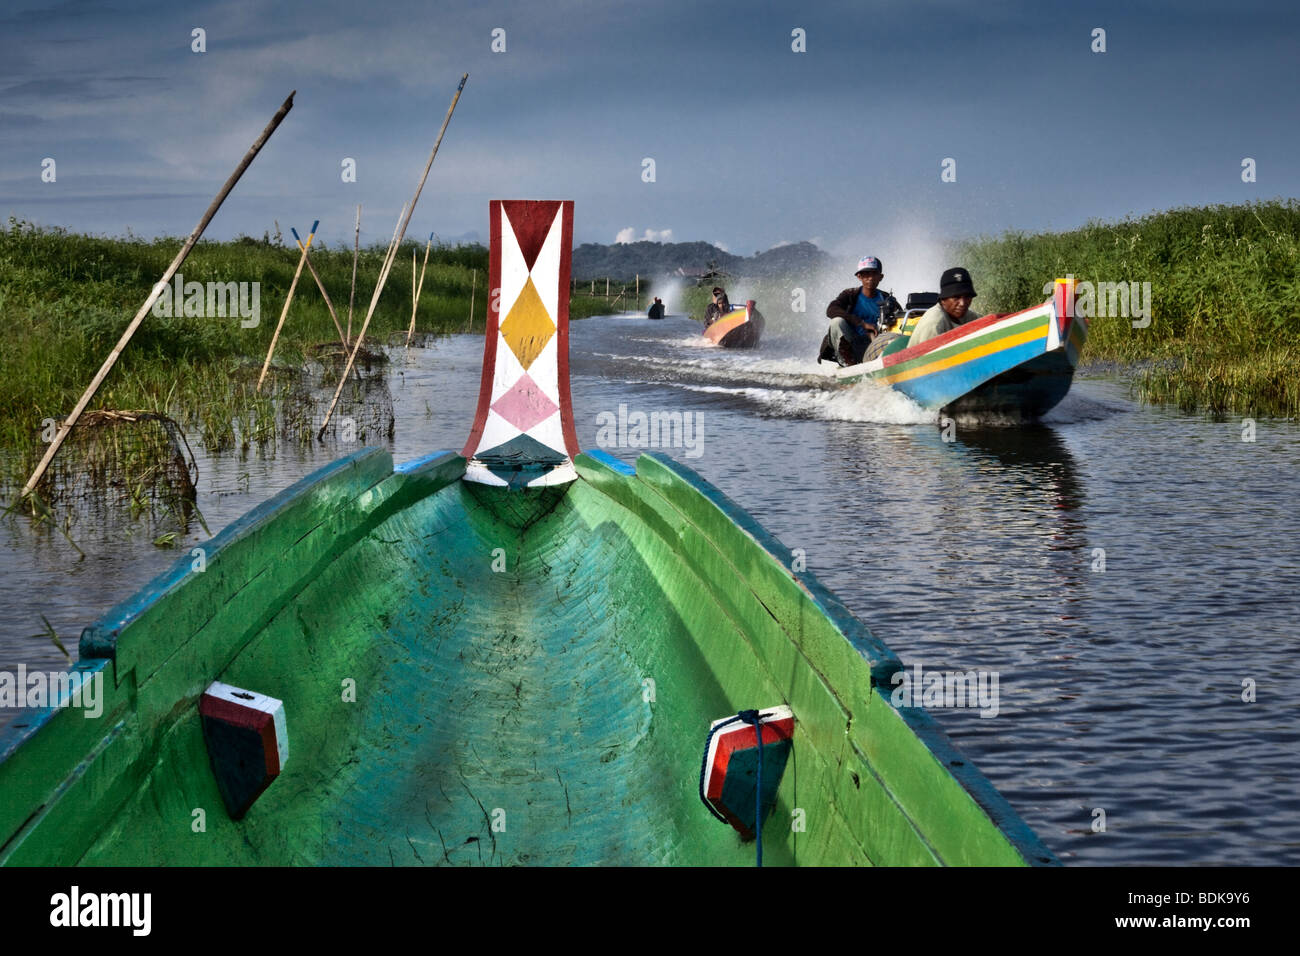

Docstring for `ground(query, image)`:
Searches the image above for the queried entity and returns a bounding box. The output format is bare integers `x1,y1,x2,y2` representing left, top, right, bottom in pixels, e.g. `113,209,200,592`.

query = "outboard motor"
897,291,940,336
905,291,940,312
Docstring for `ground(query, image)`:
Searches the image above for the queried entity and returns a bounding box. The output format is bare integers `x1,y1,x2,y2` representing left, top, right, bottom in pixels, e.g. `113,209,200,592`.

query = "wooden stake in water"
294,226,348,348
18,90,296,503
257,219,318,392
318,73,468,439
348,203,361,346
406,233,434,348
315,202,402,429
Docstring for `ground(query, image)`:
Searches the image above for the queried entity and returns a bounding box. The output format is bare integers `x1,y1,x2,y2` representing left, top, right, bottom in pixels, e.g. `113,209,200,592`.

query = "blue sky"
1,0,1296,261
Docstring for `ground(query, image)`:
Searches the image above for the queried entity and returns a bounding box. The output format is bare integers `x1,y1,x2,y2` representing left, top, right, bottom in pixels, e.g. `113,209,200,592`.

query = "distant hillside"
572,240,830,281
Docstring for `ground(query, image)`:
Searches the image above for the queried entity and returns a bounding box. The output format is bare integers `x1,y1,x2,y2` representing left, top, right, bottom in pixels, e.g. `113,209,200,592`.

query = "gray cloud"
0,0,1294,250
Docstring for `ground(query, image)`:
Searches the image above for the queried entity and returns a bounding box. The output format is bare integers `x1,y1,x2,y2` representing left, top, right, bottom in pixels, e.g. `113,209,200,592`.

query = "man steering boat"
822,256,902,367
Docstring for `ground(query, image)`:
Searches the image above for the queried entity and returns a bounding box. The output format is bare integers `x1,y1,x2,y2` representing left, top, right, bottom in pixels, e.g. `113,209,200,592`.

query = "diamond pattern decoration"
464,200,576,488
503,200,561,273
499,276,554,370
474,433,569,489
490,372,558,433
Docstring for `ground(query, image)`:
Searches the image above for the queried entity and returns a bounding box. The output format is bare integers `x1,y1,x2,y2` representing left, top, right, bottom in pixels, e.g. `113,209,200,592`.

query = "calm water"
3,312,1298,866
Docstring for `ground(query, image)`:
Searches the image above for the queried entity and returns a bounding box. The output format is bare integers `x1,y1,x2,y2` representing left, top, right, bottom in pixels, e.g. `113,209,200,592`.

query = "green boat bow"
0,446,1056,866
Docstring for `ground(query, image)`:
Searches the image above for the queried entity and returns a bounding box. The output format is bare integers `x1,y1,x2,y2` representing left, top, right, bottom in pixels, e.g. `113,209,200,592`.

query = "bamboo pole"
381,202,408,275
257,220,317,391
347,203,361,346
406,232,433,348
316,202,402,434
18,90,296,503
368,202,408,345
294,225,348,348
319,73,468,439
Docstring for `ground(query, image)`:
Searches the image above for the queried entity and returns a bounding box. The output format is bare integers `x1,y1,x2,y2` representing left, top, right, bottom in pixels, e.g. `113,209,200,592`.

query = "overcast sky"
2,0,1296,261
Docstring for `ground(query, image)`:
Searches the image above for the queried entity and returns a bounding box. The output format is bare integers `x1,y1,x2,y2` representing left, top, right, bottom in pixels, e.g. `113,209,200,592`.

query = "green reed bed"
0,218,642,497
0,219,499,494
960,200,1300,417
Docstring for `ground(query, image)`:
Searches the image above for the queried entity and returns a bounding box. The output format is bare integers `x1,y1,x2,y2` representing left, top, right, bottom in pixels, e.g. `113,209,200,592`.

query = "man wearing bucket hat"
822,256,902,367
907,267,982,347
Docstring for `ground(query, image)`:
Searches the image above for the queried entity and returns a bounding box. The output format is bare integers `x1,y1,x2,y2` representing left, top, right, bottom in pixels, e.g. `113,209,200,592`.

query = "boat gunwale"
0,448,465,785
578,449,1059,866
1,444,1059,867
79,447,396,665
834,300,1057,385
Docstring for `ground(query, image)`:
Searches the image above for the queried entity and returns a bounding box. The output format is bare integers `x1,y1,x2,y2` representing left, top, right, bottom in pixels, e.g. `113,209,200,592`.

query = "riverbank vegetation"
961,200,1300,417
675,202,1300,418
0,218,616,495
5,199,1297,496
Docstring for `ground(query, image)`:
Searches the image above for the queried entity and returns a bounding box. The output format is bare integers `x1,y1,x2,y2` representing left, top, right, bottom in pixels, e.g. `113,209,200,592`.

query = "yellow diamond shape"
499,277,554,369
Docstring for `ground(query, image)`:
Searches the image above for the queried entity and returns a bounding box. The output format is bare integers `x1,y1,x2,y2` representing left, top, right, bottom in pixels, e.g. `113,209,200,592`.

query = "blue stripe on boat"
396,450,454,473
895,339,1047,408
582,449,637,475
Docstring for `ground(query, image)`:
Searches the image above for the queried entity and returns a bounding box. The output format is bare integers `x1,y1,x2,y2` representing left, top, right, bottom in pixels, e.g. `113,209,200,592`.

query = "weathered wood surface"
0,449,1055,867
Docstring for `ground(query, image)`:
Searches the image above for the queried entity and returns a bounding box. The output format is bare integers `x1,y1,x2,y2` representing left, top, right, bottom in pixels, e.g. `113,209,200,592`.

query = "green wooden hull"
0,445,1056,866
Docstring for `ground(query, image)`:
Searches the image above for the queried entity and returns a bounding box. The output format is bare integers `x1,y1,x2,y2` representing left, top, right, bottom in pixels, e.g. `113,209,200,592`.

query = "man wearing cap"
907,267,982,347
825,256,902,366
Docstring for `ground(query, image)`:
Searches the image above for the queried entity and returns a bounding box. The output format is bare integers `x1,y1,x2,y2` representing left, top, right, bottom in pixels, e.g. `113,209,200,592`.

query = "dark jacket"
826,287,902,330
704,297,732,326
648,301,665,319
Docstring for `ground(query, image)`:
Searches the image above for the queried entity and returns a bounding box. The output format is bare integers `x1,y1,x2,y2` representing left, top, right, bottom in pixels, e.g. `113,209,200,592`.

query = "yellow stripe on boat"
880,324,1049,386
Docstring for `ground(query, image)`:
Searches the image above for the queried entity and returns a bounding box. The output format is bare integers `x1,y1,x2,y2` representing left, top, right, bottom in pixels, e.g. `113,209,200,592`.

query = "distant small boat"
832,280,1087,418
703,300,764,348
0,202,1056,866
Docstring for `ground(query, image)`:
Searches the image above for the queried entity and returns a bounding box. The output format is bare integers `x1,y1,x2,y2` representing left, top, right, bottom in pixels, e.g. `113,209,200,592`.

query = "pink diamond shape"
491,372,559,433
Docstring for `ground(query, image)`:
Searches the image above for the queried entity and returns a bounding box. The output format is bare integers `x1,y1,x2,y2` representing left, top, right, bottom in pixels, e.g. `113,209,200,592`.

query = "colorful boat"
833,281,1087,418
0,201,1056,867
703,299,764,348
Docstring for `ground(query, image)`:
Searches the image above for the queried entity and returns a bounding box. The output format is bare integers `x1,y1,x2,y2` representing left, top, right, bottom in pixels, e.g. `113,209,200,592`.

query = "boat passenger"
907,267,982,347
825,256,902,366
648,297,665,320
704,287,732,327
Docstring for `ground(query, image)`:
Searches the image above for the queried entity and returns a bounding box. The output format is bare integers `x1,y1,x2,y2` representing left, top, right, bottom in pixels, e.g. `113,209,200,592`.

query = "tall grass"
960,200,1300,416
0,218,643,494
0,219,495,492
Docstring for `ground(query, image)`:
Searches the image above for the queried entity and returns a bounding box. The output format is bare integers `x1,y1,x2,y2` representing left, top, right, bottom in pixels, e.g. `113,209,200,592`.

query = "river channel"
2,312,1297,866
